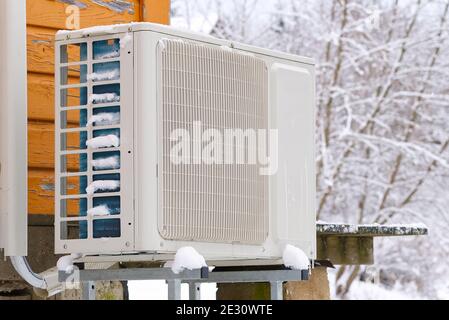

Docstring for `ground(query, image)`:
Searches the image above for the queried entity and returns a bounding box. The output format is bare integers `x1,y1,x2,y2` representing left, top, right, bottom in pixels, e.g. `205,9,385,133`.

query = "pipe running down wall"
0,0,56,293
0,0,28,257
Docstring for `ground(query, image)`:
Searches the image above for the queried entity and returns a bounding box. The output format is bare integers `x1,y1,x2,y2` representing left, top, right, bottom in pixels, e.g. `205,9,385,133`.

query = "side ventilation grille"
55,34,134,253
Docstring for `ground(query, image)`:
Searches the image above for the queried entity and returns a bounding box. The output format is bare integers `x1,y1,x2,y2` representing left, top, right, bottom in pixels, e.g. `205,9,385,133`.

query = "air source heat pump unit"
55,23,316,263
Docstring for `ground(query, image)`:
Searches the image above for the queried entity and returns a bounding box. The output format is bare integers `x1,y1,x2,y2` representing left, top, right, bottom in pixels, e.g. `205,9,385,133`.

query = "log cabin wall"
26,0,170,216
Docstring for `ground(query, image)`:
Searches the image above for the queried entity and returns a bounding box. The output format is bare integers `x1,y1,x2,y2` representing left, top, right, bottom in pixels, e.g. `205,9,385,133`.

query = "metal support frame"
270,282,283,300
188,282,202,300
167,279,181,300
82,281,96,300
60,266,309,301
60,267,209,301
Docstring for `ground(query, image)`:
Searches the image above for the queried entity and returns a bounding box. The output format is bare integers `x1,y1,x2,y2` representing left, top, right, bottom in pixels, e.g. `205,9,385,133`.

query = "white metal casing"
55,23,316,262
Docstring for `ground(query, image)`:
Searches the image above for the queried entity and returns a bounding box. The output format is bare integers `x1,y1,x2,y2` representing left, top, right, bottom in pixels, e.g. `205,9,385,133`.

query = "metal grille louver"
55,34,134,254
158,39,269,244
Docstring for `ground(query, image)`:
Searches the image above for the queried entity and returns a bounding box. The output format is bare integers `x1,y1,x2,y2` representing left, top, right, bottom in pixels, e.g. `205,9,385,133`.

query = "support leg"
270,281,283,301
188,282,201,300
167,279,181,300
82,281,96,300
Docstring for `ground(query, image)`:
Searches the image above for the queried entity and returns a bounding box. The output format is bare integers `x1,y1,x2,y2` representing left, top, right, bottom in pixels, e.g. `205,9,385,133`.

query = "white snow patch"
282,244,310,270
370,223,428,229
327,269,422,300
87,205,111,217
86,135,120,149
86,180,120,195
171,247,207,274
87,70,120,82
57,25,123,37
57,253,82,274
91,155,120,170
89,93,120,104
96,51,120,60
81,25,117,36
347,281,419,300
87,112,120,126
120,33,132,49
220,45,233,52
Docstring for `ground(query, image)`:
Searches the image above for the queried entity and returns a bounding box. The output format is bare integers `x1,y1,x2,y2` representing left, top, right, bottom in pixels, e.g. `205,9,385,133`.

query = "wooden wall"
27,0,170,215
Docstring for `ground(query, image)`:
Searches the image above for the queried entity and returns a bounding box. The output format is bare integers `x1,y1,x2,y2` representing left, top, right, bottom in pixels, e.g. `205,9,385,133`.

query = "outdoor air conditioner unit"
54,23,316,263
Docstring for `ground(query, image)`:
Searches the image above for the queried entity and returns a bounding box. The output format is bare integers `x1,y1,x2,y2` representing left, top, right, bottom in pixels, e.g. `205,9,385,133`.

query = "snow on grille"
57,38,123,244
158,39,269,244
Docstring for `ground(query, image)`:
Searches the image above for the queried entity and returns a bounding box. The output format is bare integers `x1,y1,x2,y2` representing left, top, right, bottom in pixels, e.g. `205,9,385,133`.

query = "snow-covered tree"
171,0,449,299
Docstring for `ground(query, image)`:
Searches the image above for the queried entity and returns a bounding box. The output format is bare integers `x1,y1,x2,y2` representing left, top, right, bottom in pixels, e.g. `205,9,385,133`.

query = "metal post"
270,281,283,300
188,282,201,300
167,279,181,300
82,281,96,300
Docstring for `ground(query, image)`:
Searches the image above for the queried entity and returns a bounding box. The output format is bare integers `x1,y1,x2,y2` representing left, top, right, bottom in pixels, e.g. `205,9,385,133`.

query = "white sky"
129,281,217,300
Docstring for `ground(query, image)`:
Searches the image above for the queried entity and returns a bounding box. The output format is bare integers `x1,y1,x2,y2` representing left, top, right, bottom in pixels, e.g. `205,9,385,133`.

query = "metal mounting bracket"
59,266,309,300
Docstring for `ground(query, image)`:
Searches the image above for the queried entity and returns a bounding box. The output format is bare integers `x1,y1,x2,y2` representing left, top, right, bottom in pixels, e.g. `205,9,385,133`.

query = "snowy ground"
129,276,415,301
129,269,434,300
327,269,424,300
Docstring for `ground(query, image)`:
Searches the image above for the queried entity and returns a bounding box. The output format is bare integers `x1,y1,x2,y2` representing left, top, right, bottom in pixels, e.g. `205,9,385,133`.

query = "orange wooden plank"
29,169,54,215
29,169,83,216
28,122,55,169
141,0,170,24
27,25,56,75
28,121,82,170
28,73,55,121
28,73,80,124
26,0,171,217
27,0,140,30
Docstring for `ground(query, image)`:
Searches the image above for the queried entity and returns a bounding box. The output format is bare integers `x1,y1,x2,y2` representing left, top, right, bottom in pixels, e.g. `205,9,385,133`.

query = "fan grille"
158,39,269,244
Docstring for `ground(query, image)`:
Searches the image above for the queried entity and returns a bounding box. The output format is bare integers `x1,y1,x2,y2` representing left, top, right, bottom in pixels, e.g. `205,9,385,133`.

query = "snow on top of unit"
86,180,120,195
57,253,82,274
56,22,156,39
91,155,120,170
87,205,111,217
220,45,234,53
57,24,130,37
282,244,310,271
171,247,207,274
56,21,218,39
86,135,120,149
55,23,313,65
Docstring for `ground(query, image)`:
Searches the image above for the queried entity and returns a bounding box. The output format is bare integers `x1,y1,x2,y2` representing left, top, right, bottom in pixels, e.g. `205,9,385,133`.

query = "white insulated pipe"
0,0,28,257
0,0,49,291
